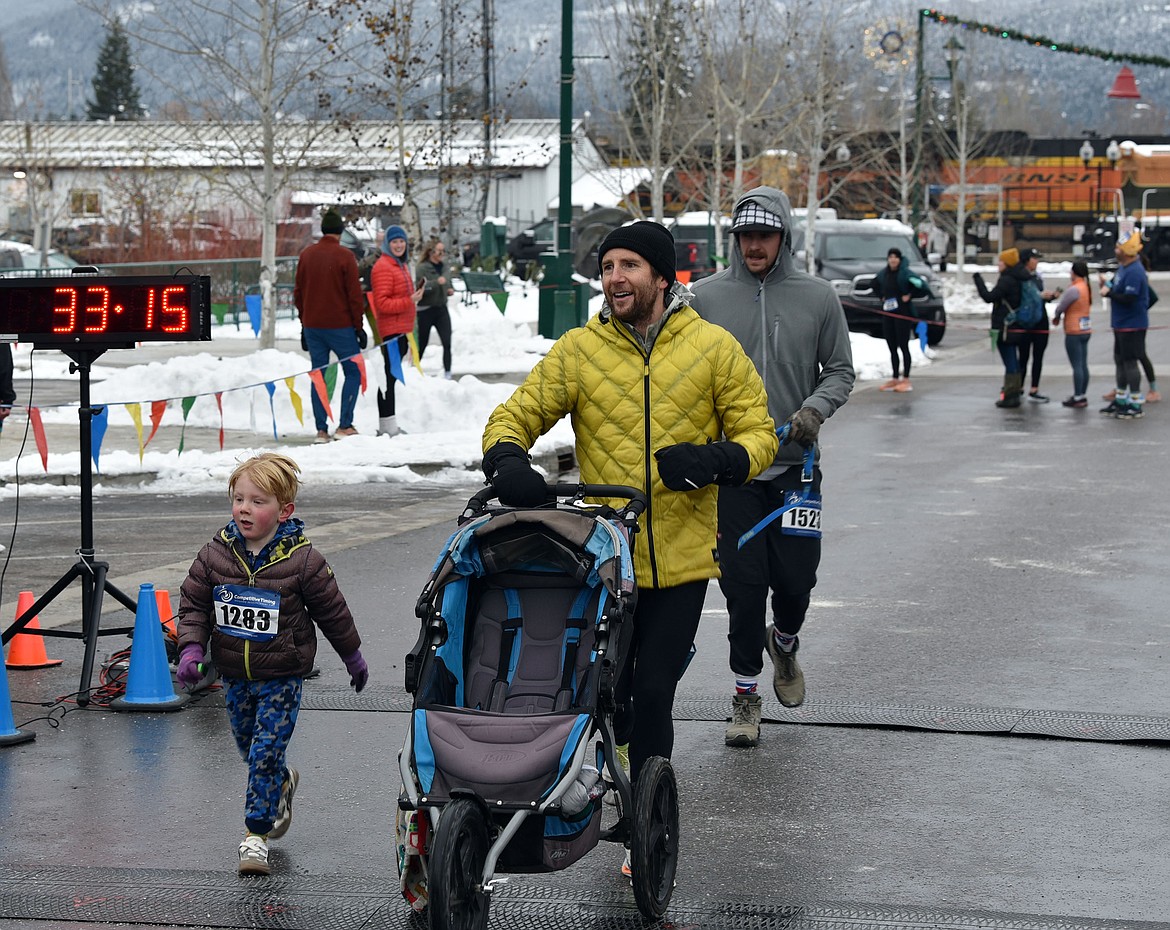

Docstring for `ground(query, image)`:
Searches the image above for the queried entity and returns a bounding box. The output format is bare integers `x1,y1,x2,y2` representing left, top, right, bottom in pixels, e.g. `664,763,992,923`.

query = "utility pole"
537,0,583,338
913,8,927,226
480,0,494,220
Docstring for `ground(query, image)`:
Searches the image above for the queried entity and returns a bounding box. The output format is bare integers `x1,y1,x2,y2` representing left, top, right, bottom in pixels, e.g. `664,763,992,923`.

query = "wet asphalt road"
2,303,1170,929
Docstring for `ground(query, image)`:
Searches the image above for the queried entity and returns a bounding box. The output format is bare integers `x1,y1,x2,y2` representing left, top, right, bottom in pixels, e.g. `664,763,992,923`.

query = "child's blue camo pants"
224,676,302,835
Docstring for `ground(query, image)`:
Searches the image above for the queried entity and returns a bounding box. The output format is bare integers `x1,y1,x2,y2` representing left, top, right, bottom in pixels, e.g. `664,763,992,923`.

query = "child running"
176,451,368,876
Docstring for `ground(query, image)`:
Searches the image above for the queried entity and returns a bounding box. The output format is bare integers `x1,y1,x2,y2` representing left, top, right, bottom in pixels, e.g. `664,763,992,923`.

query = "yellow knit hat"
1117,232,1143,257
998,248,1019,267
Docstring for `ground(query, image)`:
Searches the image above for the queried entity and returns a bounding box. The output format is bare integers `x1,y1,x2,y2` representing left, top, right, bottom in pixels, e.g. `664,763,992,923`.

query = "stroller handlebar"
463,482,648,524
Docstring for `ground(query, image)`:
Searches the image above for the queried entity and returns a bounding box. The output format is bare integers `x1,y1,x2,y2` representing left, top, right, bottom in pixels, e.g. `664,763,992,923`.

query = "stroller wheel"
429,799,491,930
630,755,679,919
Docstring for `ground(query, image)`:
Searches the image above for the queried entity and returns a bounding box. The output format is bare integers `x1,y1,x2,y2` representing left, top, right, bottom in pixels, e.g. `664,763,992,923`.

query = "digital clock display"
0,274,212,346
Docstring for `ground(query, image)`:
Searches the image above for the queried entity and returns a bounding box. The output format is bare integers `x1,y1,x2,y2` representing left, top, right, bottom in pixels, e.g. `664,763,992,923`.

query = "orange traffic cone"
155,589,177,637
5,591,62,670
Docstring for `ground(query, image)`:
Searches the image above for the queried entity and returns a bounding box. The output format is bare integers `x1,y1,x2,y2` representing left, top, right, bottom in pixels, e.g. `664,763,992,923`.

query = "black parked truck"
790,218,947,347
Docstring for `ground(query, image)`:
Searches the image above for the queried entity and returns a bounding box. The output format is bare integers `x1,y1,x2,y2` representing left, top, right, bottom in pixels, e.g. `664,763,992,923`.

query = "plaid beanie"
730,200,785,234
597,221,676,285
321,210,344,234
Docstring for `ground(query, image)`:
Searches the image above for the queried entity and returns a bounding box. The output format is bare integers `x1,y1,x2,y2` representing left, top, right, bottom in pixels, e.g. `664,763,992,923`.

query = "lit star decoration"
865,22,913,69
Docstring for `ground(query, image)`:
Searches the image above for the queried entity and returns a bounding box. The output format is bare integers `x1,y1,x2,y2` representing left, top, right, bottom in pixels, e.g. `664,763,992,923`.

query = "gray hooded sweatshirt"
689,186,855,473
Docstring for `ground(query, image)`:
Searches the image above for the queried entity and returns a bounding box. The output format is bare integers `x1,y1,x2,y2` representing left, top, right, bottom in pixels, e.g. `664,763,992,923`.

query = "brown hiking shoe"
765,631,805,707
725,692,762,747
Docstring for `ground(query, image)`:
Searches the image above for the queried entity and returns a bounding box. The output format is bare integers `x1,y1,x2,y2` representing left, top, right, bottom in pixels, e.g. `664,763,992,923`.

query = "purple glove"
177,643,204,689
343,650,368,693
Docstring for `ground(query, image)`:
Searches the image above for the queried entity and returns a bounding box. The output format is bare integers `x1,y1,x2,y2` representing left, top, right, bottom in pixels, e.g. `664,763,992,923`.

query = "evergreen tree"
86,18,145,121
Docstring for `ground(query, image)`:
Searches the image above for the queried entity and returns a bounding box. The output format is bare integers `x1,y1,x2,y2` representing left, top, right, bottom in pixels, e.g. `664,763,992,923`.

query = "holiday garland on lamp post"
920,8,1170,68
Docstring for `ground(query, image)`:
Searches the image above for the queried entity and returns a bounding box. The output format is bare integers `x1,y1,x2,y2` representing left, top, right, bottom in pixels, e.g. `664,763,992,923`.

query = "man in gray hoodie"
689,186,855,747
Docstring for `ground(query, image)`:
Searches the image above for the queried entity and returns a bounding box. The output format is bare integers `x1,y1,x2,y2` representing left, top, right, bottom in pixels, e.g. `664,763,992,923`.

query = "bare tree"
694,0,798,213
86,0,344,347
584,0,711,221
0,41,15,121
923,33,997,284
778,8,895,271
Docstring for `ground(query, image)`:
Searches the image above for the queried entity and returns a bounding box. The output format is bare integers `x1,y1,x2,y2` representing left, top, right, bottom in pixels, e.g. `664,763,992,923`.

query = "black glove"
355,327,368,349
483,442,547,507
300,328,308,352
784,408,824,448
655,441,750,491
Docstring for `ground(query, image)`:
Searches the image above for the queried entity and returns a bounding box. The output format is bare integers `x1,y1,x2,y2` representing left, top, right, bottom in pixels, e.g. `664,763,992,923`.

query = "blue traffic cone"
111,583,188,712
0,654,35,746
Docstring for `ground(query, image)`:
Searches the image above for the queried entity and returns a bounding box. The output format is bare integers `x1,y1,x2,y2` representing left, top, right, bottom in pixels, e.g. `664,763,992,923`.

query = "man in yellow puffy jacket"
481,220,778,805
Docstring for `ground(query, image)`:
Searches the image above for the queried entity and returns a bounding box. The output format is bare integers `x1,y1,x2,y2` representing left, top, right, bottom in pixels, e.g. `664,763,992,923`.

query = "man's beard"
606,277,660,330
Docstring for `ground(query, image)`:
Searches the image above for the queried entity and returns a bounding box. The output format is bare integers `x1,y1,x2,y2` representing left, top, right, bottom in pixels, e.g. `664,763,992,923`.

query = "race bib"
213,584,281,641
1078,317,1091,331
883,297,899,312
779,490,822,538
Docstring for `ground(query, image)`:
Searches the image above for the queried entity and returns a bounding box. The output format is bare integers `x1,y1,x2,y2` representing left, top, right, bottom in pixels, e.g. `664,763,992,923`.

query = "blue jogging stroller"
397,482,680,929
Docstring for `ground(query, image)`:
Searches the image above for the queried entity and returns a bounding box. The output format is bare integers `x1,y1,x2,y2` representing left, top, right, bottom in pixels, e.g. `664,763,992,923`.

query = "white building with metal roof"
0,118,612,254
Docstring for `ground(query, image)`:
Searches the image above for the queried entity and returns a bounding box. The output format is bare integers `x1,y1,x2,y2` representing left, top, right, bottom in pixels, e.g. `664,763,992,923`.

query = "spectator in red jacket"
369,225,422,437
293,211,368,442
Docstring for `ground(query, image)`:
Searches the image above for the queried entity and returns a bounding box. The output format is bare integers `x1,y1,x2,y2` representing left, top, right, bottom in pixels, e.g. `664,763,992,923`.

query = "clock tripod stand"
1,347,140,706
0,271,211,705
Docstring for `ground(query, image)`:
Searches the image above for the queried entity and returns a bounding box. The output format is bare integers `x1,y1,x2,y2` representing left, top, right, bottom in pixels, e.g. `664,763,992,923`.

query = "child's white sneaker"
238,833,270,875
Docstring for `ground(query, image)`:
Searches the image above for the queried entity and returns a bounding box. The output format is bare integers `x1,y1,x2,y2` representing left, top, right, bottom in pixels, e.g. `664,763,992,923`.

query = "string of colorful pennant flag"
6,333,426,474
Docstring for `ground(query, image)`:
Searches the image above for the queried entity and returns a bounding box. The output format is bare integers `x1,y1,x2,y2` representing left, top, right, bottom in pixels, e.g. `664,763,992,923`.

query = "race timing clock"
0,274,212,347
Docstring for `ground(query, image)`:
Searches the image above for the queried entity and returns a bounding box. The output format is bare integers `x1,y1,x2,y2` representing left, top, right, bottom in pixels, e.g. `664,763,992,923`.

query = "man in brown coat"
293,210,367,442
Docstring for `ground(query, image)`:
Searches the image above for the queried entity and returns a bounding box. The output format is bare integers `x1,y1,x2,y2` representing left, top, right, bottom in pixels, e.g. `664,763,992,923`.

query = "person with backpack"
1015,248,1060,403
973,248,1030,408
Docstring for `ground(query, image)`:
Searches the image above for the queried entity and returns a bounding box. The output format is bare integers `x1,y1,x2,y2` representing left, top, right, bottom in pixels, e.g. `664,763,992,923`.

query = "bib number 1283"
212,584,281,641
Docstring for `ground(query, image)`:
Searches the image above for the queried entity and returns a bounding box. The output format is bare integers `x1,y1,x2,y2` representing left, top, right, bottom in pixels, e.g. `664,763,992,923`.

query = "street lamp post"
943,36,968,281
1106,139,1123,218
1080,138,1097,213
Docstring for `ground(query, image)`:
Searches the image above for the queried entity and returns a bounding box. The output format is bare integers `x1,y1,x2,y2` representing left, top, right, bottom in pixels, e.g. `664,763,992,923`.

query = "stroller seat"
463,579,600,714
414,708,590,800
413,577,600,802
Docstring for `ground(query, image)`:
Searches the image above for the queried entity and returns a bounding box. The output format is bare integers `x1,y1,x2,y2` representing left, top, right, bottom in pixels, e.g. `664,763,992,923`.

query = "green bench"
460,271,505,304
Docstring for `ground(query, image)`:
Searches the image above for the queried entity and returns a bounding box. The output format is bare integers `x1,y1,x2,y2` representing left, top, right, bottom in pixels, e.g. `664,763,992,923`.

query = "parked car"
0,239,78,273
506,207,634,278
790,219,946,346
666,212,730,280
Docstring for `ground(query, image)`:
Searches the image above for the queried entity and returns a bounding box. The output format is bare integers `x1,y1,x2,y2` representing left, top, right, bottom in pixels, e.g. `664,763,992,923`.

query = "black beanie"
597,221,676,285
321,210,344,234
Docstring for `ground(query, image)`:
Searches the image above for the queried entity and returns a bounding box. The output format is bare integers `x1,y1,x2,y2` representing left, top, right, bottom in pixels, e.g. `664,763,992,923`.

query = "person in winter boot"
689,187,855,748
370,225,423,437
1016,248,1059,403
415,239,456,379
176,453,368,876
482,220,778,875
293,210,367,442
1099,232,1154,419
870,246,916,393
973,248,1029,408
1050,260,1093,407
